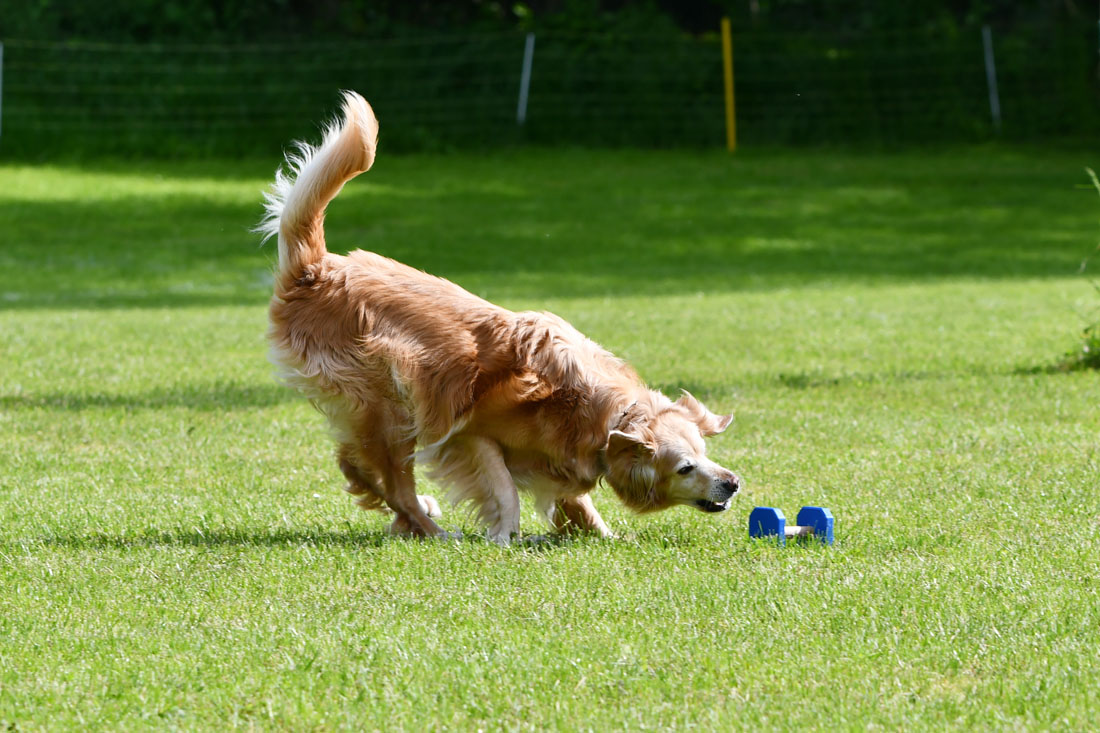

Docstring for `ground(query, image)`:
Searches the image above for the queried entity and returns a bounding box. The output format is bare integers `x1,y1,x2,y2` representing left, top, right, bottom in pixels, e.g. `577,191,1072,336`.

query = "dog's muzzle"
694,497,733,513
693,476,740,513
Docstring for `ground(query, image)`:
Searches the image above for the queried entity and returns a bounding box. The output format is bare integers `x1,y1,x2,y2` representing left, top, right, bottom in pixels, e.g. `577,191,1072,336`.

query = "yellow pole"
721,17,736,152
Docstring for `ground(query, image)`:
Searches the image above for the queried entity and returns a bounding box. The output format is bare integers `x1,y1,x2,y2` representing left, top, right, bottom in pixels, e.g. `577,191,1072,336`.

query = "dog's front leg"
464,436,521,545
551,494,615,538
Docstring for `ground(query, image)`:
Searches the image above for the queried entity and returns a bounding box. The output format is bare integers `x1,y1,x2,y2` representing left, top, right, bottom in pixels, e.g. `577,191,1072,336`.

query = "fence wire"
0,26,1095,156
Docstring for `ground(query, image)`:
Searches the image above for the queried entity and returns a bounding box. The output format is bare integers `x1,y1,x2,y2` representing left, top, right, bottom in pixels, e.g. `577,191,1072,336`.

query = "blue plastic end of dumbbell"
748,506,786,546
796,506,834,545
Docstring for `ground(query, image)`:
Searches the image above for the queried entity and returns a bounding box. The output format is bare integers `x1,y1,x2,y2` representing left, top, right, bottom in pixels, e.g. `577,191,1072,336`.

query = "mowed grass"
1,146,1098,729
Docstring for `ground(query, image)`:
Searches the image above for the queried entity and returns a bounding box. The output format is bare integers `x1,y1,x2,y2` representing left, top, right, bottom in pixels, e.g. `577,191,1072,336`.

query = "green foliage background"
4,1,1093,43
1,2,1097,155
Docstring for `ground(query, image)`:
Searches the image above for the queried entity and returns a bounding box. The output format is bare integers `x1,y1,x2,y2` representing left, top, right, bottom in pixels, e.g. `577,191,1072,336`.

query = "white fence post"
981,25,1002,132
516,32,535,125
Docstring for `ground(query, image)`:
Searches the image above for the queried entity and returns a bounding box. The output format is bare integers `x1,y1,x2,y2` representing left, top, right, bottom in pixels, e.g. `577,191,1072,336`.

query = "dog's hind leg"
361,434,448,539
386,495,444,536
339,444,442,528
337,444,387,512
336,402,446,537
339,443,422,536
384,468,448,538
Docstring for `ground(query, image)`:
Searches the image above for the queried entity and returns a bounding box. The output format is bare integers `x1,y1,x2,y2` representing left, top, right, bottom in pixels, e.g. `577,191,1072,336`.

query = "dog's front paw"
417,494,442,518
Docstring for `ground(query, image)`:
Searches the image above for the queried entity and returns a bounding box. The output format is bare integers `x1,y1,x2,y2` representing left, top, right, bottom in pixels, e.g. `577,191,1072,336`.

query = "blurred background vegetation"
1,0,1097,156
5,1,1091,43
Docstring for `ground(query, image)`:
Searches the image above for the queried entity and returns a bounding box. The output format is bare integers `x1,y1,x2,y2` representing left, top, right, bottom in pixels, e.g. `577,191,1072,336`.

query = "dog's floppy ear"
606,430,656,460
675,391,733,437
604,430,660,512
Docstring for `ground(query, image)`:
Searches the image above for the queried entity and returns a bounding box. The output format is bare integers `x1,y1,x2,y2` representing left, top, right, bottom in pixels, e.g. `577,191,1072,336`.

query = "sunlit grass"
1,148,1098,729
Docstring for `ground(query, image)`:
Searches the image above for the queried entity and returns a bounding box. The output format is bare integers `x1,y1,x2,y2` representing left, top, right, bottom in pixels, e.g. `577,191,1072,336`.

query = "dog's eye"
677,464,695,475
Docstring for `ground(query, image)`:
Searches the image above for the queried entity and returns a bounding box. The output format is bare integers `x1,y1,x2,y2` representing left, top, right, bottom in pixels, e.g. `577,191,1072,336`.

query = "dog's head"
603,392,740,513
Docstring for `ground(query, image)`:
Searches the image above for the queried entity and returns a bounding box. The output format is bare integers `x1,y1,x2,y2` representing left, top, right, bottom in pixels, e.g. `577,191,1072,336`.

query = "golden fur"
260,92,741,543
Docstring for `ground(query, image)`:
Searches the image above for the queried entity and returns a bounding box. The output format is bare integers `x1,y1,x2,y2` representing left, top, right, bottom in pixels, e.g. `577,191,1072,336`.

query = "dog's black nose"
720,475,741,495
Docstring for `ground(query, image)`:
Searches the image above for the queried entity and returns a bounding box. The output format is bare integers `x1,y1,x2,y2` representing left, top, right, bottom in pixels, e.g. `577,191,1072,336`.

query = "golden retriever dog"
259,92,741,544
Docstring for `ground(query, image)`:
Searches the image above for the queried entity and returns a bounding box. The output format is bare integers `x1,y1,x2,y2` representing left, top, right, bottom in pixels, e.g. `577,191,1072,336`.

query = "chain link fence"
0,25,1095,157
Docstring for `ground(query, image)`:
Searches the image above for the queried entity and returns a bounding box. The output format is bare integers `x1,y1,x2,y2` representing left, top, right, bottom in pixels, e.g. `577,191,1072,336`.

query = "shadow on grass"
1,366,1058,415
31,526,587,552
769,354,1100,388
1,149,1094,310
660,365,1036,394
35,526,394,550
1013,361,1100,376
771,368,977,390
0,381,293,411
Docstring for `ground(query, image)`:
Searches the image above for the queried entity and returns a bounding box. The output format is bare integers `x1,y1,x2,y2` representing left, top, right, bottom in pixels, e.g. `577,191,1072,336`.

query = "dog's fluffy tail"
258,91,378,286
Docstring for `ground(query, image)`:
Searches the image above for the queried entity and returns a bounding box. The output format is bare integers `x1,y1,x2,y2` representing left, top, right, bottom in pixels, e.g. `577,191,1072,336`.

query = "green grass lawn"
1,146,1098,729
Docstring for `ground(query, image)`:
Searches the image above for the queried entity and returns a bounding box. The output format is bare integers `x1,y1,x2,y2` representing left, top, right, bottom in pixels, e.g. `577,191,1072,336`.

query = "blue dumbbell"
748,506,834,546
